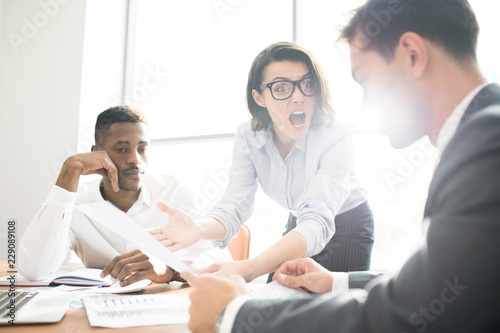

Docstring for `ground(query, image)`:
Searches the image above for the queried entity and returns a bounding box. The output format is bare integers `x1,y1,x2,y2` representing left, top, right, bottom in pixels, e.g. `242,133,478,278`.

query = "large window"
121,0,500,275
128,0,292,138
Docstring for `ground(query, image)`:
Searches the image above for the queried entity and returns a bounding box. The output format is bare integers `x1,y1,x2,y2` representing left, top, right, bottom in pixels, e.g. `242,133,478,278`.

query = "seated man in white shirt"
19,105,232,286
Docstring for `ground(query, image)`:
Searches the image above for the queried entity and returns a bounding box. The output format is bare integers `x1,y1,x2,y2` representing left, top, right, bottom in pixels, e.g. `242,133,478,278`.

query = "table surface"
0,261,192,332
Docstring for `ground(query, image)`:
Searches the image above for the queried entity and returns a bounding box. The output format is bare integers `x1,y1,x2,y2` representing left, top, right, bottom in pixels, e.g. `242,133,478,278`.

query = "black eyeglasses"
259,77,316,100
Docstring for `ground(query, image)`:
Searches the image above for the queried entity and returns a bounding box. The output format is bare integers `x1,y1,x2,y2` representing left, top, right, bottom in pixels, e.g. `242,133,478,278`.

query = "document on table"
76,201,193,274
250,280,310,300
83,294,190,328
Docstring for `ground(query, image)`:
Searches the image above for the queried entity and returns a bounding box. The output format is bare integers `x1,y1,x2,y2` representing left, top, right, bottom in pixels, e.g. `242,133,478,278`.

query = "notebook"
0,268,113,287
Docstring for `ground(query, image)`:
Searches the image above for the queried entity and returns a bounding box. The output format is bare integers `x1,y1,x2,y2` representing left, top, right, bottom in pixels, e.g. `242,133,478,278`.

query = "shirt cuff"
47,185,77,208
331,272,349,294
219,295,252,333
293,220,325,257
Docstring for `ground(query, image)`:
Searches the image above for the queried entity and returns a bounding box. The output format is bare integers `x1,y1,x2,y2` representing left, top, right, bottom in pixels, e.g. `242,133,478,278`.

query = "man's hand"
182,272,248,333
148,201,202,252
100,249,174,287
273,258,333,294
56,151,119,192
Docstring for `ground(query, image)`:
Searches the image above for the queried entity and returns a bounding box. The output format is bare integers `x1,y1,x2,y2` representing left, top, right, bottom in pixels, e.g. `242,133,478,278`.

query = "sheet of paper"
76,201,193,273
249,280,310,300
83,294,190,328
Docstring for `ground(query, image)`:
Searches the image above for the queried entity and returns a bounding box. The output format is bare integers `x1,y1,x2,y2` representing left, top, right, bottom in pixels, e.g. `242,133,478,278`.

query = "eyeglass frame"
259,77,316,101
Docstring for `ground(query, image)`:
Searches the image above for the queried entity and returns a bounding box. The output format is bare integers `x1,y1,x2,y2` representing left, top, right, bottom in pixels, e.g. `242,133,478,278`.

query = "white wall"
0,0,3,62
0,0,126,260
0,0,87,260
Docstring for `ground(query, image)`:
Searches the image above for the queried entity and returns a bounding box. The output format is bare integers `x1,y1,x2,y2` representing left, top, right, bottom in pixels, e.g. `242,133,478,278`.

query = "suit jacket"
232,83,500,333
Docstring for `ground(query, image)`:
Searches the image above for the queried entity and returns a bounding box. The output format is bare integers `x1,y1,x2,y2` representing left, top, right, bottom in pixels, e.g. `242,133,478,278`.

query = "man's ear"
252,89,266,108
91,145,100,152
397,32,428,78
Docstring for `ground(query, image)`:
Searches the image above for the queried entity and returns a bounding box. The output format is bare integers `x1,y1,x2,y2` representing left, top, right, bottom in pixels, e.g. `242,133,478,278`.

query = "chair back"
227,224,251,261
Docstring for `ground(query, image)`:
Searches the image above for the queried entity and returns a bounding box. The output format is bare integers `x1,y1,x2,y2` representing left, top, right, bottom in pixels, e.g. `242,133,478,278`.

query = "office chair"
227,224,251,261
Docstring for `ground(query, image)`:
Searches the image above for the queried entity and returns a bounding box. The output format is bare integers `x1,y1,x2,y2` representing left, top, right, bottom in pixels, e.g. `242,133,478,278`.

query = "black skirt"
268,200,374,282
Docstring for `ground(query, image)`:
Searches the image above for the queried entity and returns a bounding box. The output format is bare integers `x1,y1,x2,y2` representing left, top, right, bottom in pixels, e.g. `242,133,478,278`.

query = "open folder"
0,268,113,287
76,201,195,274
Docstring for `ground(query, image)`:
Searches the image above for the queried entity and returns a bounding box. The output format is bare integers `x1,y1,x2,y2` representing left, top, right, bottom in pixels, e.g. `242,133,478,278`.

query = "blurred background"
1,0,499,279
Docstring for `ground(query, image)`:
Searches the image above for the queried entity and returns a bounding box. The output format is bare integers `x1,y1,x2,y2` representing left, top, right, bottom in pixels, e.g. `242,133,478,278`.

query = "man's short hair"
340,0,479,63
94,105,148,146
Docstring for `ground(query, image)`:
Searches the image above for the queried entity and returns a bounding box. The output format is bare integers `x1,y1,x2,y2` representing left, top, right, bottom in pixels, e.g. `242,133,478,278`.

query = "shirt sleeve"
208,127,258,247
294,128,353,256
18,185,76,280
219,295,253,333
332,272,349,293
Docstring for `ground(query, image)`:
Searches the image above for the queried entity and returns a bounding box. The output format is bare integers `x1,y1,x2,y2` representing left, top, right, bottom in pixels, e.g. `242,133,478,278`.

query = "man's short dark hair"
340,0,479,63
94,105,148,146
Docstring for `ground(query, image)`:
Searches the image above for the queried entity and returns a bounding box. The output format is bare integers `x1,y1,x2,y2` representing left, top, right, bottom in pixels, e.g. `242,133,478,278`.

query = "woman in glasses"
152,42,374,281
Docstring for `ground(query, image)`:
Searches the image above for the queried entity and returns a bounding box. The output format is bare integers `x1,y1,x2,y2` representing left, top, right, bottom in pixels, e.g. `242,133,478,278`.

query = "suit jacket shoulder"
425,105,500,218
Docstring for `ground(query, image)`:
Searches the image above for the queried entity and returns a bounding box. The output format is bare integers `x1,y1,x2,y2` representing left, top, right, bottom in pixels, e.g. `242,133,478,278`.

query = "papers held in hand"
76,201,194,274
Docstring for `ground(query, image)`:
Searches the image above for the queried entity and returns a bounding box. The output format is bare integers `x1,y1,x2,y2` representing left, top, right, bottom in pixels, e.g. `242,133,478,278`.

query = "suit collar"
460,83,500,125
436,83,500,157
424,82,500,219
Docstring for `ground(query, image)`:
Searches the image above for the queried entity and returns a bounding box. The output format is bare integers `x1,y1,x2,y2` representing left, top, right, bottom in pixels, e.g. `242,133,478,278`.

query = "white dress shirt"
209,120,368,257
436,82,488,157
18,174,232,280
219,84,490,333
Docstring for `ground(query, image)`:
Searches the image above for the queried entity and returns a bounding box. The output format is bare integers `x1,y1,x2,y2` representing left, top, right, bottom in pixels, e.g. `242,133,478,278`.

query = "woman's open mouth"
289,111,306,128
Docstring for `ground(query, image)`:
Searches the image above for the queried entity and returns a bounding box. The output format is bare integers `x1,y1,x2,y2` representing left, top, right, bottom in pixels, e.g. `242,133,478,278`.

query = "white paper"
76,201,193,273
249,280,310,300
83,294,190,328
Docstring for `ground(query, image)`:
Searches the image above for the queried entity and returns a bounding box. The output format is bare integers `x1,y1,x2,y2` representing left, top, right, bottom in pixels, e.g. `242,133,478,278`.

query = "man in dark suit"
182,0,500,332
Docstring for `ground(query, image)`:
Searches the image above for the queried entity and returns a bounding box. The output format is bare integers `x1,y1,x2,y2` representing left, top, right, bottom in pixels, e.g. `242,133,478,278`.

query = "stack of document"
83,294,190,328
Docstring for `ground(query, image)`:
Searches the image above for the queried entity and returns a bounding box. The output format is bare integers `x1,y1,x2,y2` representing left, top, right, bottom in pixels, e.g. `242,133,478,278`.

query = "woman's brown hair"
246,42,334,131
